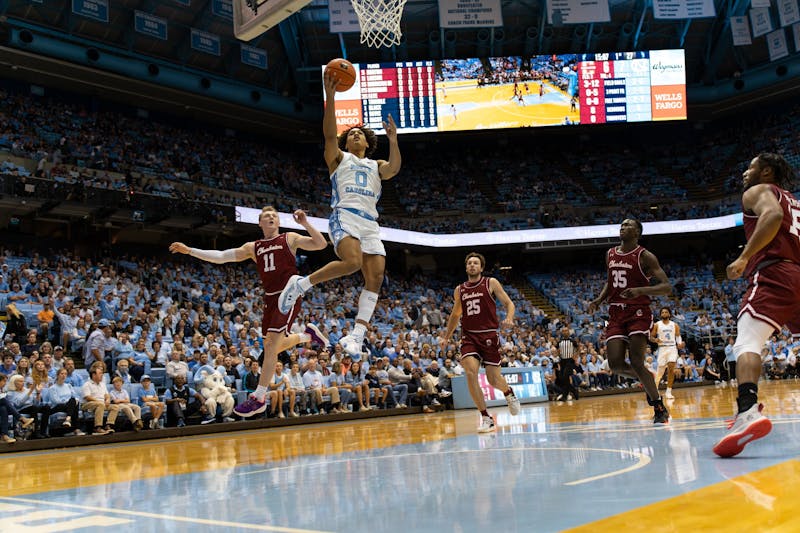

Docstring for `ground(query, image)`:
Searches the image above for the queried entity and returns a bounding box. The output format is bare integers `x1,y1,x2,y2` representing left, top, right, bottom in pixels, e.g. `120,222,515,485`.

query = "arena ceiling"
0,0,794,120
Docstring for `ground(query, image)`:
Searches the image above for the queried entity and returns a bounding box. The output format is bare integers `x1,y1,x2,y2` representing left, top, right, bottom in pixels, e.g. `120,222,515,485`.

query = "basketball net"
350,0,407,48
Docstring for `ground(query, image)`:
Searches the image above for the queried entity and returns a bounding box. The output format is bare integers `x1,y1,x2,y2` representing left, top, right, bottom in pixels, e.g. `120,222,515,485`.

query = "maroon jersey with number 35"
458,277,498,332
255,234,297,296
606,245,651,306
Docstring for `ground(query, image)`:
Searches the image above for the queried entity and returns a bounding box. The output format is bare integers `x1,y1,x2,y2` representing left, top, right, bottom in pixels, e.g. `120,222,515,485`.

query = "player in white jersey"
650,307,683,399
278,69,401,358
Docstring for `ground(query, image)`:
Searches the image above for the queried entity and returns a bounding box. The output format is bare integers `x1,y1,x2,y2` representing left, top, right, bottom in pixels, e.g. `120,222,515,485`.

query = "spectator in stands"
303,361,343,415
328,361,353,412
29,358,51,391
243,360,261,395
21,330,39,358
0,352,15,376
62,357,83,388
113,359,134,385
80,362,119,435
702,355,721,382
7,373,50,437
365,365,394,409
286,362,307,416
128,338,152,382
53,304,80,351
165,349,189,381
164,374,206,427
37,302,55,341
437,358,455,396
403,359,435,413
136,375,165,429
14,357,30,380
0,374,34,443
113,333,135,367
387,357,412,397
109,376,143,431
268,361,291,419
83,319,111,369
4,304,28,343
45,367,84,436
51,345,65,372
346,361,373,411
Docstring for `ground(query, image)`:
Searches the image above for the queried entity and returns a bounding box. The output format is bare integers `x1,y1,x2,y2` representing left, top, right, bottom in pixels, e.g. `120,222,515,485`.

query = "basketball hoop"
350,0,407,48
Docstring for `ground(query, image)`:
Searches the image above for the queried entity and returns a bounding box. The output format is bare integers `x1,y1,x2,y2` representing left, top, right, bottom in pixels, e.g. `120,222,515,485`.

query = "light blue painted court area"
2,389,800,532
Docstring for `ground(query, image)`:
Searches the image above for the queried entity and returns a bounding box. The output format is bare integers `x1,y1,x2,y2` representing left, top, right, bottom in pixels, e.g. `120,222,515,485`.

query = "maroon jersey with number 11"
255,234,297,296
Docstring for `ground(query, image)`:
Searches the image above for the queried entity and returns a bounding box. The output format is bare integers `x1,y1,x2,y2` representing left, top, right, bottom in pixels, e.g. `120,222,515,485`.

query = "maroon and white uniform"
458,277,501,366
255,234,300,334
739,184,800,332
605,245,653,341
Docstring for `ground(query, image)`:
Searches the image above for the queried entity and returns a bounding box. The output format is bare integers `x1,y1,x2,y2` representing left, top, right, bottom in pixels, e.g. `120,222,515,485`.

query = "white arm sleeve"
188,248,238,264
676,336,683,346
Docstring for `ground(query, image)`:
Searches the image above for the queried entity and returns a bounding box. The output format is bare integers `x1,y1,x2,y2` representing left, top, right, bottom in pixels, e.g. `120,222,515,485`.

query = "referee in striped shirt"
556,327,580,400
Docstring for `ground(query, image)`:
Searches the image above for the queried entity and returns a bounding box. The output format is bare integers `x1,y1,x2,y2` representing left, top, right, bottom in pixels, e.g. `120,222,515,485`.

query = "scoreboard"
452,367,549,409
359,62,438,133
324,49,686,135
578,49,686,125
327,61,438,134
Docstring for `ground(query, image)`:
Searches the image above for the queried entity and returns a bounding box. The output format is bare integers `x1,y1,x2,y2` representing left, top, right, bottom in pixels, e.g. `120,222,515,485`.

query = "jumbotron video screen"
324,49,686,134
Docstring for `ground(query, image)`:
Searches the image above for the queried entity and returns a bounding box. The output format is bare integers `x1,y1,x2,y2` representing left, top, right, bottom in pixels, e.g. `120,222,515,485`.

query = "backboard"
233,0,314,41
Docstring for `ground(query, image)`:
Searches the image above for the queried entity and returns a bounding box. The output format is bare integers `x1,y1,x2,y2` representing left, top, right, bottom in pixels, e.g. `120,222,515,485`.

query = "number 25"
466,300,480,316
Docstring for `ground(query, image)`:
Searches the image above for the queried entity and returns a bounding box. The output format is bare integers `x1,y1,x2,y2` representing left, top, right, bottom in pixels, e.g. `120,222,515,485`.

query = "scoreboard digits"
577,50,686,124
357,61,438,134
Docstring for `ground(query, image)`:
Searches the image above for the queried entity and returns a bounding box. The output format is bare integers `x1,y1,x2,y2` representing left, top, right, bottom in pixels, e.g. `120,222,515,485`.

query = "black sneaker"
653,401,670,424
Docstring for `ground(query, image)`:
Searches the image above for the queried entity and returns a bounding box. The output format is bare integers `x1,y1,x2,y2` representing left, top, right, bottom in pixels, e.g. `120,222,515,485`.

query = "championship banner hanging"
750,7,774,37
767,28,789,60
438,0,504,28
730,15,752,45
329,0,361,33
546,0,610,24
652,0,716,19
778,0,800,27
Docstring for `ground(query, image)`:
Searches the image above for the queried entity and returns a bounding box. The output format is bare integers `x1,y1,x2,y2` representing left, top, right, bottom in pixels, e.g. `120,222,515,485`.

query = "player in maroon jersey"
440,252,521,433
589,218,672,424
169,206,329,418
713,153,800,457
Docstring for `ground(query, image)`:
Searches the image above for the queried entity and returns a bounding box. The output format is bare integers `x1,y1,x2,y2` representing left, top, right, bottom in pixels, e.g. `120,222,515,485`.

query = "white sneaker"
439,390,452,397
477,415,496,433
507,394,521,415
665,388,674,399
338,335,365,357
278,411,286,419
713,403,772,458
277,275,304,314
566,394,574,401
431,398,441,406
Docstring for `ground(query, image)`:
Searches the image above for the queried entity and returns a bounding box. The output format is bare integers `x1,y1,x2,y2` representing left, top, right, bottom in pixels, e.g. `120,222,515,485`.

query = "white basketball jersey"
654,320,677,347
331,151,381,220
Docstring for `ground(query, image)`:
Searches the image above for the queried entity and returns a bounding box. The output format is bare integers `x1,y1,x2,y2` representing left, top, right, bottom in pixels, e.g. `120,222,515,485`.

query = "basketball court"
436,80,579,131
2,380,798,531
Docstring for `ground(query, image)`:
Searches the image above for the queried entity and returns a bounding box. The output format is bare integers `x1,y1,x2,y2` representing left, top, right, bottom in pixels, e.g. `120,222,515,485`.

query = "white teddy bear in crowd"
199,370,235,419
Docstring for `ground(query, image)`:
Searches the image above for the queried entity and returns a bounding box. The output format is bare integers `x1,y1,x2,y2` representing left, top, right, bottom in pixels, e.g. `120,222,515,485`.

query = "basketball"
325,58,356,91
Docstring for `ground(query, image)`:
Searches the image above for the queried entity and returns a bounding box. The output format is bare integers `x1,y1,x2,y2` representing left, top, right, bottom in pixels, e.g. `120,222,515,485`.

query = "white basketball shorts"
657,346,679,366
329,208,386,257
